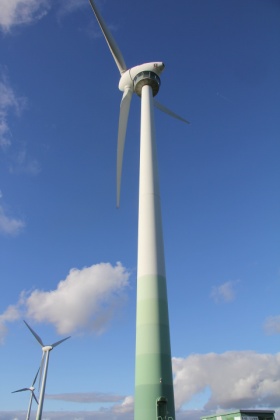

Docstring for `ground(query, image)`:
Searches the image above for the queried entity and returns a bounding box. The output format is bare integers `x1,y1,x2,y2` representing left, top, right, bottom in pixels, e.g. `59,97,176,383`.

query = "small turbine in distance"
23,320,70,420
12,367,40,420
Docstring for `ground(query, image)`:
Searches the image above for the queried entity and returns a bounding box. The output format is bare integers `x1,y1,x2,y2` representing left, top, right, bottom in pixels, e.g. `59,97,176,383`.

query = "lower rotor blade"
32,391,39,405
154,99,190,124
117,86,133,207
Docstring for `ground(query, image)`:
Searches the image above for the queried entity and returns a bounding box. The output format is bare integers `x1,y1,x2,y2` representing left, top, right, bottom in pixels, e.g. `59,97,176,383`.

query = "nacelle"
119,62,165,92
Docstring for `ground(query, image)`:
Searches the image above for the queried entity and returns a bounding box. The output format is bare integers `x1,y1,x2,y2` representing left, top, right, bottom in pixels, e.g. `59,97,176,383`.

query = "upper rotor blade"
24,321,44,347
117,87,133,207
32,367,40,387
12,388,29,393
154,99,190,124
51,336,71,348
88,0,127,74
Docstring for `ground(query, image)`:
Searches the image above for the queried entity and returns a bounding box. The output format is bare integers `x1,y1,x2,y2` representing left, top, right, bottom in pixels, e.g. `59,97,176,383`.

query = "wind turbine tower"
12,368,40,420
24,321,70,420
88,1,188,419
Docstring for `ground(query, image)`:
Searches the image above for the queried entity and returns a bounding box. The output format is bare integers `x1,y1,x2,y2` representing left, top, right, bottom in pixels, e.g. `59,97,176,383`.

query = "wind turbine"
88,2,188,420
24,321,70,420
12,368,40,420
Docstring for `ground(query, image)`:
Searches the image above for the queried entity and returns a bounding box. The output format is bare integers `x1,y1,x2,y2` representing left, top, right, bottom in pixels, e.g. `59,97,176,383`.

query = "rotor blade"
32,367,40,387
117,87,133,207
88,0,127,74
12,388,29,393
24,321,44,347
51,336,71,348
32,391,39,405
154,100,190,124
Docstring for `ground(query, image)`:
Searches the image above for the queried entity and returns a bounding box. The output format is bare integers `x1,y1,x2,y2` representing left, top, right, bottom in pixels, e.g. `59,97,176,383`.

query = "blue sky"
0,0,279,419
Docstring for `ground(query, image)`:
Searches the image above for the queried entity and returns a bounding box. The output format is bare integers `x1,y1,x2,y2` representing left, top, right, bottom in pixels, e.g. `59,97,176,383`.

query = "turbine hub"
43,345,53,351
133,71,161,97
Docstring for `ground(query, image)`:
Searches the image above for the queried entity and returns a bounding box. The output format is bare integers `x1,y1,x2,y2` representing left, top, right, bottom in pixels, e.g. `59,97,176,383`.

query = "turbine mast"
86,2,181,418
135,79,175,419
26,392,33,420
36,347,51,420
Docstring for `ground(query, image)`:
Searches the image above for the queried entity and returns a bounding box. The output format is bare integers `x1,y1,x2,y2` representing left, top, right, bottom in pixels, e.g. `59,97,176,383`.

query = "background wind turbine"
88,1,188,419
24,321,70,420
12,368,40,420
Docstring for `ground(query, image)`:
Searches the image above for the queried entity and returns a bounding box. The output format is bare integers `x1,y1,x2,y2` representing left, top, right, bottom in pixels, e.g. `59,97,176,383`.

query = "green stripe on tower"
135,274,175,420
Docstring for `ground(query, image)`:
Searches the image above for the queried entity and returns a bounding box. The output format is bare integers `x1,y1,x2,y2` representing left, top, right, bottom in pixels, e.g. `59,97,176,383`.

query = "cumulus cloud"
0,0,50,33
0,304,22,344
0,70,27,148
173,351,280,411
113,396,134,414
0,262,130,342
0,205,25,236
263,315,280,335
26,262,130,334
210,280,239,303
0,0,90,34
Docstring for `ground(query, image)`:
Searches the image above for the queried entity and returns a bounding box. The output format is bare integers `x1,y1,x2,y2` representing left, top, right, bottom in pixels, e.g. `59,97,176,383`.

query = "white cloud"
0,262,130,342
0,70,27,148
0,0,50,33
173,351,280,410
26,262,130,334
263,315,280,335
0,70,40,174
0,304,22,344
113,396,134,414
0,205,25,236
210,280,239,303
0,0,90,34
